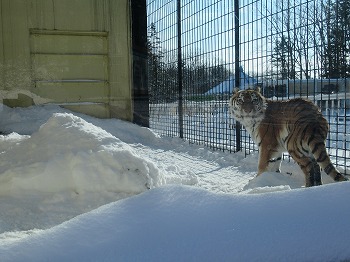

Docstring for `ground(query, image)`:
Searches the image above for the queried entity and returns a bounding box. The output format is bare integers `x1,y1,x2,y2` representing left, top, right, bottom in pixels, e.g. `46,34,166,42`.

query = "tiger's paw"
334,173,348,182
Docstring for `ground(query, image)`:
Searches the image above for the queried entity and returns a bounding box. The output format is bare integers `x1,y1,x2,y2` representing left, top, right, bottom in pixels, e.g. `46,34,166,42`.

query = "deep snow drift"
2,183,350,262
0,105,349,261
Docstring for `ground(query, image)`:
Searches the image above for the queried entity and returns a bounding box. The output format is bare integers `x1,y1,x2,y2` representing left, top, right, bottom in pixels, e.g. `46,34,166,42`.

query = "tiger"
229,86,348,187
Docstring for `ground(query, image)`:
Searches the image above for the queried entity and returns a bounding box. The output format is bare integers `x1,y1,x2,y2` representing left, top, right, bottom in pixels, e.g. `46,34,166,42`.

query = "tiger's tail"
311,141,348,182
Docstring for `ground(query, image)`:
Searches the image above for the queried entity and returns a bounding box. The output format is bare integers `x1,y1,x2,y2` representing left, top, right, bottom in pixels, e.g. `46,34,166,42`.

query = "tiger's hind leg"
310,159,322,186
288,151,319,187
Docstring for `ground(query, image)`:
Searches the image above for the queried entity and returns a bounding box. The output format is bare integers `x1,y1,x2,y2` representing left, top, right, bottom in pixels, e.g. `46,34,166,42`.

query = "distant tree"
209,64,232,90
266,0,326,79
147,24,231,102
147,23,167,102
322,0,350,78
271,35,296,79
147,23,161,92
183,52,232,95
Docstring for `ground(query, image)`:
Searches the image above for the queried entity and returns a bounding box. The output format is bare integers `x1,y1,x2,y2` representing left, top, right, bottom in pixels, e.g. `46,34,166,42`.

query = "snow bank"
0,113,164,195
0,104,66,135
1,183,350,262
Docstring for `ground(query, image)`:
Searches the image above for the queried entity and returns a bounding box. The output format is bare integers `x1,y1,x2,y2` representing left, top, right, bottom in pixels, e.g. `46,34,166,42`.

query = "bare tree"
262,0,327,79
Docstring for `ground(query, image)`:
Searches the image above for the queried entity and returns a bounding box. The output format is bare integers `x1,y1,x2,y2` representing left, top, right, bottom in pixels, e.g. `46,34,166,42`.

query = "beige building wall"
0,0,133,120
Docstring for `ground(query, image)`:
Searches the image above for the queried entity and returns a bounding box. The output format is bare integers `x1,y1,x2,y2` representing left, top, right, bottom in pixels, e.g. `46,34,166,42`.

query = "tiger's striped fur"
229,87,348,187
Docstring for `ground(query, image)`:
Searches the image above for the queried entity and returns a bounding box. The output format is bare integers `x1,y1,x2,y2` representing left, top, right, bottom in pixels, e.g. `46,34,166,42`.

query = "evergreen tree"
271,35,296,79
147,23,165,102
323,0,350,78
147,24,232,102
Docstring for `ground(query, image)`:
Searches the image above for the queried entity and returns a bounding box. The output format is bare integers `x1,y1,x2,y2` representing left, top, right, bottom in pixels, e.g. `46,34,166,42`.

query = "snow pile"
0,113,164,195
1,183,350,262
0,104,67,135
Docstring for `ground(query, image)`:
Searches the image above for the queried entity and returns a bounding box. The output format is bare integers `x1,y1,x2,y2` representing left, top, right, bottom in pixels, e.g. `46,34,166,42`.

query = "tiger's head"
229,86,267,120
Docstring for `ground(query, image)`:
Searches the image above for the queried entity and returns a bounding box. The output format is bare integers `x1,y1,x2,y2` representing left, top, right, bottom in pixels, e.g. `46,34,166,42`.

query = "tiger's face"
229,87,266,119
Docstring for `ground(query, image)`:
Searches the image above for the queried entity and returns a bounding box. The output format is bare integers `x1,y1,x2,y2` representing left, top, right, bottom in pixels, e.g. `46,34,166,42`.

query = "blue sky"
147,0,325,80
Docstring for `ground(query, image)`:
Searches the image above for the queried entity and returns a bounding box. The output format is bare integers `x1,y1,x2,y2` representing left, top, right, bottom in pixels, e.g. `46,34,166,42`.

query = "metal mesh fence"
146,0,350,173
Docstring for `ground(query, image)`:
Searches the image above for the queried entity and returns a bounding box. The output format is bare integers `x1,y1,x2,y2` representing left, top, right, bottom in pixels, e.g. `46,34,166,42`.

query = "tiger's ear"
254,86,261,93
233,87,240,94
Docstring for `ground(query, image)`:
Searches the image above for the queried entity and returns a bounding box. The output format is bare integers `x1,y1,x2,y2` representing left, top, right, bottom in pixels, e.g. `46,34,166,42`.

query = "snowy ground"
0,105,349,261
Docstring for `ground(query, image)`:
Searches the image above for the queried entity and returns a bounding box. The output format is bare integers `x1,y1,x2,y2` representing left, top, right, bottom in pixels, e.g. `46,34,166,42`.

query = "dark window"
275,84,287,97
322,84,338,94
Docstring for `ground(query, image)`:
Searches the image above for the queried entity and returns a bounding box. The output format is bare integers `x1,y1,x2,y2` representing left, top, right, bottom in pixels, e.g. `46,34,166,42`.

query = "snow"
0,113,163,194
0,104,349,261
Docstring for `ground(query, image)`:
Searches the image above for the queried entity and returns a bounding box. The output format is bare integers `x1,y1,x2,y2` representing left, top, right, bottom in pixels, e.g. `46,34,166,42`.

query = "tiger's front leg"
257,145,282,175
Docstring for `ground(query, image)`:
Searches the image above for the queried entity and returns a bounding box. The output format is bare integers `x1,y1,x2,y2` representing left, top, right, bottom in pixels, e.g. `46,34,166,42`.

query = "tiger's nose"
242,104,253,113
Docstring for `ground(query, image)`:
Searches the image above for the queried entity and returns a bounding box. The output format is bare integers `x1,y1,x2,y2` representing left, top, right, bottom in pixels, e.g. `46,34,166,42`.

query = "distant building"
262,78,350,97
205,67,257,95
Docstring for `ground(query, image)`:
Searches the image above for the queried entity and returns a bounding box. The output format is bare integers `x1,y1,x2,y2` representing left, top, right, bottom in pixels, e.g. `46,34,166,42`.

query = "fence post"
177,0,184,138
131,0,149,127
234,0,241,151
